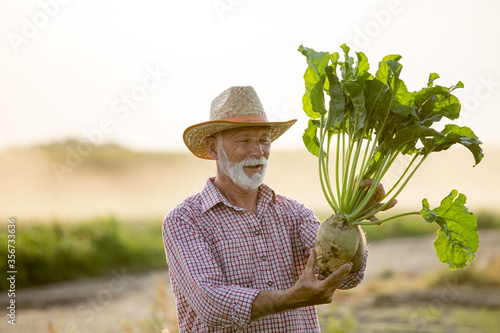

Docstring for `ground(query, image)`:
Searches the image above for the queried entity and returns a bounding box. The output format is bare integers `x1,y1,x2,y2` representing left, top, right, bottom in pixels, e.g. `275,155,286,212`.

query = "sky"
1,0,500,153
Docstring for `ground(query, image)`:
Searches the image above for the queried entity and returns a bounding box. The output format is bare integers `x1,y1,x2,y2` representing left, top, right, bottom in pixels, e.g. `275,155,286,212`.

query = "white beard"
217,144,268,191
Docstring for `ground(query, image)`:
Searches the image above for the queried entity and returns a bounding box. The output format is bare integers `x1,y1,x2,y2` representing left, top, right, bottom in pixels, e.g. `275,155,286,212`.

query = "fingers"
357,177,397,223
381,199,397,211
359,178,385,201
367,199,397,224
304,248,316,274
323,263,352,287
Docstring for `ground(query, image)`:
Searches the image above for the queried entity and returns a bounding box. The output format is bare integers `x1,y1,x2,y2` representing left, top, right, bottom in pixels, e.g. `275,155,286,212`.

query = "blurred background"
1,0,500,332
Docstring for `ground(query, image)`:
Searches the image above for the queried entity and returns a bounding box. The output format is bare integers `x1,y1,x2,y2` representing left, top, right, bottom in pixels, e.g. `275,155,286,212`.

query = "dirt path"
2,230,500,333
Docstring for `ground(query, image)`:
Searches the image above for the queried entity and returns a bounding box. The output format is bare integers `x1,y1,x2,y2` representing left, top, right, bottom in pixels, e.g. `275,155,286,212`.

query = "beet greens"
299,44,483,269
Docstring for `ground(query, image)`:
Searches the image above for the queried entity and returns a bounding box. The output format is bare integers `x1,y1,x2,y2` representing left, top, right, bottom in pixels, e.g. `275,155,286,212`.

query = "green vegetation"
318,305,357,333
0,217,166,290
2,212,499,291
299,44,482,270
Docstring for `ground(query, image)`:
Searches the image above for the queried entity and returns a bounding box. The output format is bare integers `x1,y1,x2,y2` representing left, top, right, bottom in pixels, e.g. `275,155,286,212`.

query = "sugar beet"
315,215,361,278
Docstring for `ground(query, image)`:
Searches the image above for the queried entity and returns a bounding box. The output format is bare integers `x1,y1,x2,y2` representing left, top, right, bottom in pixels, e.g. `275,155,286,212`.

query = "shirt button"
261,255,267,261
254,230,260,236
267,281,273,287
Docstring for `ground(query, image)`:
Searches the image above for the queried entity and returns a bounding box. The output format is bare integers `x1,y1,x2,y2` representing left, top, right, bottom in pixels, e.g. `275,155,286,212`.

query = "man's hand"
287,248,352,307
250,249,351,322
359,178,397,223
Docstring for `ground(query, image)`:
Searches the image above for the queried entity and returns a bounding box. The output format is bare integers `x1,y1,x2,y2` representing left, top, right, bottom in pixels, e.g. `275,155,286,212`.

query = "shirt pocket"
214,238,256,288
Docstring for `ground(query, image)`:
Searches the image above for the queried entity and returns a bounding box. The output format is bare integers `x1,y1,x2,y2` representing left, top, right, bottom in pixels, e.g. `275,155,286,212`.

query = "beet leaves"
299,44,483,269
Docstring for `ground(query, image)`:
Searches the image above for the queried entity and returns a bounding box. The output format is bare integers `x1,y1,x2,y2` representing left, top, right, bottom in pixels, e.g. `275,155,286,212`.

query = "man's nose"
248,141,265,158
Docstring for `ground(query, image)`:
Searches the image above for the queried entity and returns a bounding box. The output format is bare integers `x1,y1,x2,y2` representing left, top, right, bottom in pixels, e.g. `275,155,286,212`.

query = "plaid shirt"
162,178,366,332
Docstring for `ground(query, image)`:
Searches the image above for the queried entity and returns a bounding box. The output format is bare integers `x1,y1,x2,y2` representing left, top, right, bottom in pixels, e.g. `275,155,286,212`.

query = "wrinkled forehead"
217,126,271,138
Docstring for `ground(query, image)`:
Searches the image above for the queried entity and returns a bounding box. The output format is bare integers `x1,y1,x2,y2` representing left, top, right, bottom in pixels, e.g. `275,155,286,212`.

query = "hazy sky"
2,0,499,152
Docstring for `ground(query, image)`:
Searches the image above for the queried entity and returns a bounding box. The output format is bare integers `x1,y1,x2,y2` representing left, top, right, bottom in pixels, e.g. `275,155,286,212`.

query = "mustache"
239,156,268,167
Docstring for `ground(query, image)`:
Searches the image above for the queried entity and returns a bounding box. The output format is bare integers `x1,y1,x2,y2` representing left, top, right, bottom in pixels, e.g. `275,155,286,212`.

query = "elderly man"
162,86,370,332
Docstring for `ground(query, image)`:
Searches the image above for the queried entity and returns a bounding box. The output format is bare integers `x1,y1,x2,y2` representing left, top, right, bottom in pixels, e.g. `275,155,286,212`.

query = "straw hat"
183,86,297,159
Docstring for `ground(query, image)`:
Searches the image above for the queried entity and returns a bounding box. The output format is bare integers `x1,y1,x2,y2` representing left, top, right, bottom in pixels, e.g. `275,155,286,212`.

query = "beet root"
315,215,361,278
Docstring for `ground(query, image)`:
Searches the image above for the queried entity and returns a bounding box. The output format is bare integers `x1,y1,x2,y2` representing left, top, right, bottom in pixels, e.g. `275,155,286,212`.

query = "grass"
318,265,500,333
120,275,179,333
0,216,166,290
324,306,500,333
21,212,497,333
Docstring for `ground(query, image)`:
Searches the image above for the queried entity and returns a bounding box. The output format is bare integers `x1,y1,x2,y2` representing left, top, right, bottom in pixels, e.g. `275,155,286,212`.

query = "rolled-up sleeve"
163,208,259,330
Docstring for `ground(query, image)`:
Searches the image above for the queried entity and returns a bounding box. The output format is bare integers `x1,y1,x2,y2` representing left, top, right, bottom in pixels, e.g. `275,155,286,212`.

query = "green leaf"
375,55,402,83
386,124,443,154
393,80,413,106
433,95,461,120
343,81,367,134
449,81,465,92
420,190,479,269
298,45,331,119
414,85,462,125
303,119,321,157
421,198,437,222
330,52,340,75
364,78,390,119
422,124,484,165
325,66,345,130
355,51,370,77
427,73,440,87
340,44,355,80
387,60,403,79
375,60,390,85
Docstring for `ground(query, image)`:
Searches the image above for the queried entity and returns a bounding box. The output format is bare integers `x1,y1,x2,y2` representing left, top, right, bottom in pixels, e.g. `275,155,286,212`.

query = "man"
162,86,383,332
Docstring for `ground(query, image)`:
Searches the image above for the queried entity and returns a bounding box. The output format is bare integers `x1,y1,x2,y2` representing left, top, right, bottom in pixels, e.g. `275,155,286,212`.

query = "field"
1,142,500,332
2,141,500,223
2,229,499,333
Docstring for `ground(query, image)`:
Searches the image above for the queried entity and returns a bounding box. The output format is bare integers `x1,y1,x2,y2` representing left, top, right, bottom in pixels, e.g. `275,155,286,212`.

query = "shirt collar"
200,177,276,214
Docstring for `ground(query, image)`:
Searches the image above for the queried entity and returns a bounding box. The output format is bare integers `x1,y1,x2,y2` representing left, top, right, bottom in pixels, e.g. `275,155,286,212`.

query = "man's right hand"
285,248,352,307
250,249,352,322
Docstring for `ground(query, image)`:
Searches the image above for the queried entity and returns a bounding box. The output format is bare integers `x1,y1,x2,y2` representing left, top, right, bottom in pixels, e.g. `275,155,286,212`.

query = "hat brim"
183,119,297,159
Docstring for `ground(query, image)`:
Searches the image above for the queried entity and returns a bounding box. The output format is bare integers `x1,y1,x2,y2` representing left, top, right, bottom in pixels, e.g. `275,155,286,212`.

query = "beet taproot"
315,215,361,277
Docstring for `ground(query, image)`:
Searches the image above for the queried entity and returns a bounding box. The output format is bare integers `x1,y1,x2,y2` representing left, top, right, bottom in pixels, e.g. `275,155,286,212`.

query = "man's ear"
204,137,219,160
